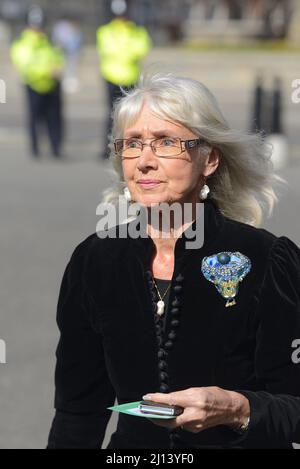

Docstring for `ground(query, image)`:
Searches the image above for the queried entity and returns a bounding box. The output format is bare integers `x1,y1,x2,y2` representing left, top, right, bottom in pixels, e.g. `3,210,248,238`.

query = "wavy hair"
101,71,286,227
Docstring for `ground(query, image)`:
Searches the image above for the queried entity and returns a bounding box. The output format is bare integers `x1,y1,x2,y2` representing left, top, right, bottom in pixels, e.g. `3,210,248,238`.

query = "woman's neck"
146,200,203,256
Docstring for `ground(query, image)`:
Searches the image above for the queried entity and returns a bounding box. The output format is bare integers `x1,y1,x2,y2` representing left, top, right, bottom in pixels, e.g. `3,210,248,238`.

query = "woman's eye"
126,139,140,148
161,138,176,146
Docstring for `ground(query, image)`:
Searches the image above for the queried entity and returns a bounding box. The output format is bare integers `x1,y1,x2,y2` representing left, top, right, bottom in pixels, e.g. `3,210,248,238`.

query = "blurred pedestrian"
10,5,65,158
96,0,152,160
52,15,82,94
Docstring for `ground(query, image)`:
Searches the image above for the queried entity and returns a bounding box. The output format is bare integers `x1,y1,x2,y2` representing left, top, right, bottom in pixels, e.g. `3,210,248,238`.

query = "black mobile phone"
139,400,184,417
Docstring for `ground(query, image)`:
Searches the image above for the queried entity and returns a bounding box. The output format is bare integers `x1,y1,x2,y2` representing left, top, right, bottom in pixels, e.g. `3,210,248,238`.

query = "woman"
47,72,300,449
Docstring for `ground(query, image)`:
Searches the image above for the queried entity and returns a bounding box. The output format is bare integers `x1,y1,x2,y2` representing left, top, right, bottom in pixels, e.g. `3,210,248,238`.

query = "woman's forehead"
123,111,185,136
124,122,183,137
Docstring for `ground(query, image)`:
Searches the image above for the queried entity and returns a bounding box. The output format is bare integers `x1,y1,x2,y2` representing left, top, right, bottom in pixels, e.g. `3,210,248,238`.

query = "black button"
175,274,184,283
171,319,179,328
154,315,161,324
160,371,168,381
168,331,177,340
171,298,180,307
173,285,183,294
157,336,163,346
169,430,179,440
165,341,173,350
170,307,179,315
158,349,166,359
158,360,167,370
145,270,152,279
159,384,169,393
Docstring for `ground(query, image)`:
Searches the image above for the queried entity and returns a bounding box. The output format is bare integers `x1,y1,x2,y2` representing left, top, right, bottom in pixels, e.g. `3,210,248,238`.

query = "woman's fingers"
149,413,203,433
148,408,191,429
143,388,199,407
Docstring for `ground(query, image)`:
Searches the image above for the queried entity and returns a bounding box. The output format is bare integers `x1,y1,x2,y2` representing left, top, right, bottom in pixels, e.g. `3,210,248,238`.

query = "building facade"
0,0,298,44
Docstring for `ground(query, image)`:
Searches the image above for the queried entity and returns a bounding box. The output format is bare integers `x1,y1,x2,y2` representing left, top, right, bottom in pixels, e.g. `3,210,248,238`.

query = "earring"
123,186,132,202
200,183,210,200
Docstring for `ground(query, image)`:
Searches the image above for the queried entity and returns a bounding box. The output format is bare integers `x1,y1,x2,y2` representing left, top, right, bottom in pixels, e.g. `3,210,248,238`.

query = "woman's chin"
135,197,171,208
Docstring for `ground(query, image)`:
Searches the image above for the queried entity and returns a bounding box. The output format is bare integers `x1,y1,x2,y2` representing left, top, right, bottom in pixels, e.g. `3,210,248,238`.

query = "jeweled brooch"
201,252,251,307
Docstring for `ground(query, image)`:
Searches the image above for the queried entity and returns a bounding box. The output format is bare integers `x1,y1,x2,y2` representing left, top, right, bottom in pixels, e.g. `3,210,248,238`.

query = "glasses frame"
114,137,207,159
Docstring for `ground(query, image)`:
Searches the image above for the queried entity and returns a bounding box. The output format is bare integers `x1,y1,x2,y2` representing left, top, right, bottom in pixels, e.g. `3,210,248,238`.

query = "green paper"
108,401,176,419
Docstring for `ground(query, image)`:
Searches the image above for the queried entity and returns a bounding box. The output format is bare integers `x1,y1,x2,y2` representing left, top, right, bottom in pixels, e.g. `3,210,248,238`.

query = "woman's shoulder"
223,215,300,266
69,225,132,264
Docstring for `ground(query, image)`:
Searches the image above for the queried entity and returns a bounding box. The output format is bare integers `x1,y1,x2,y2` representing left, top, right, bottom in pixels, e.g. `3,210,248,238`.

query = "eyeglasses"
114,137,206,159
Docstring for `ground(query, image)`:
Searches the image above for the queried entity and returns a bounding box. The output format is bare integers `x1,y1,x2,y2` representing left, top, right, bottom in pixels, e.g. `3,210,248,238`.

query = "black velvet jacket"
47,199,300,449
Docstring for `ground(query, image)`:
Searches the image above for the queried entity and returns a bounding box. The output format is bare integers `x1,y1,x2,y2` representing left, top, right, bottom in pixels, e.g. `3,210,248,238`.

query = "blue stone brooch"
201,252,251,307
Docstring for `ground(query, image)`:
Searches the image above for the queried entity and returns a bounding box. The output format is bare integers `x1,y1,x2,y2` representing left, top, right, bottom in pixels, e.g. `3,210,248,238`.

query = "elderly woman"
47,73,300,449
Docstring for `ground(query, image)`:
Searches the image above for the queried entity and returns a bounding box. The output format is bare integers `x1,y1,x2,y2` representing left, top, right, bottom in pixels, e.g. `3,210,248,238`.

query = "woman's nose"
136,144,157,169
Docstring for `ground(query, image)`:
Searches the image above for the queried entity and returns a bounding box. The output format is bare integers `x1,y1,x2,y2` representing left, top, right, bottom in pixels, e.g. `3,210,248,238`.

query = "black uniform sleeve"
236,236,300,448
47,238,116,449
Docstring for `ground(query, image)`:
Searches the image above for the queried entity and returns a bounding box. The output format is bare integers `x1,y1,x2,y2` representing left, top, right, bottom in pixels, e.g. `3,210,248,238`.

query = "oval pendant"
156,300,165,316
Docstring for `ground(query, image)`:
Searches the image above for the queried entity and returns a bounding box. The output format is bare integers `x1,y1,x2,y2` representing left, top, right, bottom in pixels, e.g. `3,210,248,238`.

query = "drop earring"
200,182,210,200
123,186,132,202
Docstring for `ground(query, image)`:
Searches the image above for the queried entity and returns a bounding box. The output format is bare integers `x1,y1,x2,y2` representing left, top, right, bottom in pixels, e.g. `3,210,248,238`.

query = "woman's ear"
203,147,219,178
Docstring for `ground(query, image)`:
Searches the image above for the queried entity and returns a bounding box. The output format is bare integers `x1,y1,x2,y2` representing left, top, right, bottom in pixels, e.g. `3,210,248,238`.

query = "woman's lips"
137,181,162,189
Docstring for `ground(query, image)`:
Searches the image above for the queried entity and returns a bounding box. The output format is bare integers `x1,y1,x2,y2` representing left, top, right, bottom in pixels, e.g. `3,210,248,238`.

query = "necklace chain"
152,279,171,301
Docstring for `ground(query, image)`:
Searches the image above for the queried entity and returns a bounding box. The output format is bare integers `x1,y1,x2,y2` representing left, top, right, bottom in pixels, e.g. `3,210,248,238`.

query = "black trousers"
26,83,63,157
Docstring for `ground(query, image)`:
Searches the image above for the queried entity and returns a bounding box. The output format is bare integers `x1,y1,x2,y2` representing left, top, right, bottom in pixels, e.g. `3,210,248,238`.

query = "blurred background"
0,0,300,449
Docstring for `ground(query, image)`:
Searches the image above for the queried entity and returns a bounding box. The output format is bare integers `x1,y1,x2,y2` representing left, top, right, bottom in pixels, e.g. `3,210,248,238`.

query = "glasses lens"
153,137,182,157
115,139,142,158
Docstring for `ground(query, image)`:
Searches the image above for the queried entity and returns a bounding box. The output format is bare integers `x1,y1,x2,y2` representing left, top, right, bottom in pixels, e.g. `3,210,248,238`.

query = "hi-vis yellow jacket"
96,18,151,86
11,29,64,94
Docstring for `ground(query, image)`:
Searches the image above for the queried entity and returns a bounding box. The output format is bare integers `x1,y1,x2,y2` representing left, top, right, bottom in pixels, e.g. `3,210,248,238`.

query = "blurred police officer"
11,5,65,158
96,0,152,160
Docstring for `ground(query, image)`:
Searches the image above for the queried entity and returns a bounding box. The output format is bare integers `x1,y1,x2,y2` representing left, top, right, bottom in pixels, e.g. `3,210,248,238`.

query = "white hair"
101,71,286,227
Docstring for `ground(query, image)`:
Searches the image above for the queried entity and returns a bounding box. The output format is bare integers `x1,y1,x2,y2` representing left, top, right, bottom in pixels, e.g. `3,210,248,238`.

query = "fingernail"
143,394,152,400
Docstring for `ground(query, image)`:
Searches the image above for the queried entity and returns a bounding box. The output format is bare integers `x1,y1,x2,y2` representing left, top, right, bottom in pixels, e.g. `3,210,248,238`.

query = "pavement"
0,45,300,449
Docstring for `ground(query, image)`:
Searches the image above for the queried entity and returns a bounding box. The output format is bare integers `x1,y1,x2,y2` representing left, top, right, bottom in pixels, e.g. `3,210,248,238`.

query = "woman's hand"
143,387,250,434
